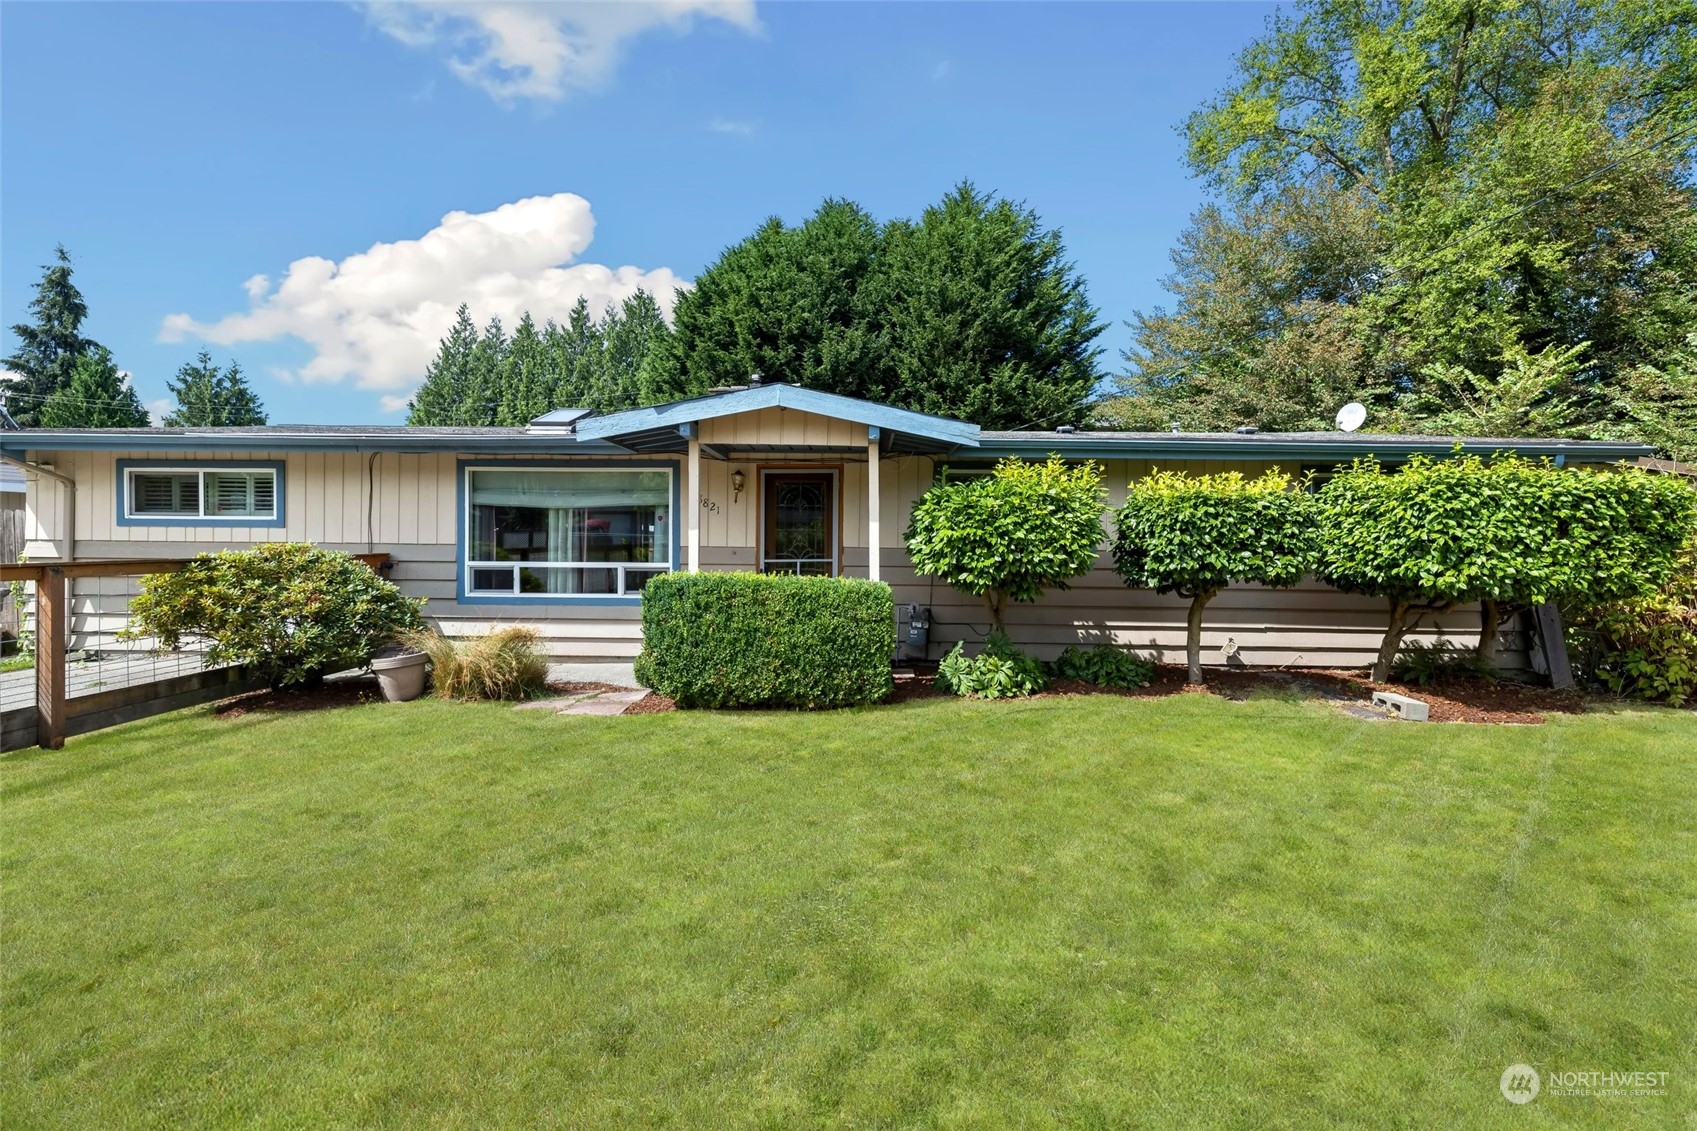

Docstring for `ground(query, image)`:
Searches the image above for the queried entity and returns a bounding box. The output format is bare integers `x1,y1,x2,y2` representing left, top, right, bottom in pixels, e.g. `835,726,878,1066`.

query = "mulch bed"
210,669,1590,724
215,679,382,718
891,664,1589,724
621,692,677,714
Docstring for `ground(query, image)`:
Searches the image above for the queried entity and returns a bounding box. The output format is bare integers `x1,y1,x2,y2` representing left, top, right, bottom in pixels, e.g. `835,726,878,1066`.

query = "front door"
762,472,837,575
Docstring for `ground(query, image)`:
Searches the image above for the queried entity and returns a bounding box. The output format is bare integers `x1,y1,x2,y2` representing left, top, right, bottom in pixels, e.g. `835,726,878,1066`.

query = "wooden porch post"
866,426,881,582
35,566,67,750
685,425,701,573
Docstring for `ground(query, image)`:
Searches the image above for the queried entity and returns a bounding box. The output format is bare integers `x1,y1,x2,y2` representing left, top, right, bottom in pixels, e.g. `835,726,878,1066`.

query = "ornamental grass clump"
905,457,1106,632
402,627,550,701
125,543,425,690
1113,469,1316,685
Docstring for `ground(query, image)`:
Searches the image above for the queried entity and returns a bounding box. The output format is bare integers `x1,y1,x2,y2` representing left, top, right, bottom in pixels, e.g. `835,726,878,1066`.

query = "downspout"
1,454,75,563
365,450,380,554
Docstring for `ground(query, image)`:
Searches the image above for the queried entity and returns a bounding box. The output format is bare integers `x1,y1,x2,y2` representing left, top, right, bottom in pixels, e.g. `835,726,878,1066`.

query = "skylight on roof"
529,407,593,428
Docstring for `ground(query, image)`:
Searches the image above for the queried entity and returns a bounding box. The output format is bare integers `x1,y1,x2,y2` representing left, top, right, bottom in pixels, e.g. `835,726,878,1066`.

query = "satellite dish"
1336,402,1367,432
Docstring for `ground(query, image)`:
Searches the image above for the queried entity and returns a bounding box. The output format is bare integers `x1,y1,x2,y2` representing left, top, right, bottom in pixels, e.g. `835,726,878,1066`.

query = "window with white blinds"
125,466,280,521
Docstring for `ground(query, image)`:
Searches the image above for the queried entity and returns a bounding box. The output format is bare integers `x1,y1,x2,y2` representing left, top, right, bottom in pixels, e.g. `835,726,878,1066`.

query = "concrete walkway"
545,662,639,688
516,689,648,716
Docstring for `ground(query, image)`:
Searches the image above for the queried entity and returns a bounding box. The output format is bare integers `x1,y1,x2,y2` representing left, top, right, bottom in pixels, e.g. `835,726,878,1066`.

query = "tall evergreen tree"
882,183,1103,429
3,245,98,427
37,346,150,427
596,290,669,412
463,317,507,425
162,350,267,426
546,297,600,409
640,200,887,405
407,305,478,425
640,186,1103,428
496,312,551,425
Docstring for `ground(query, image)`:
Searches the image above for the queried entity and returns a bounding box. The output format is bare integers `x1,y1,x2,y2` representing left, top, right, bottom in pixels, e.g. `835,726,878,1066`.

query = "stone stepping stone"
558,690,648,716
514,693,596,711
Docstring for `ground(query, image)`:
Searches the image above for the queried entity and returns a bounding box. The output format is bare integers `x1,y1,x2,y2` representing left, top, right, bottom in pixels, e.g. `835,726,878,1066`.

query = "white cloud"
364,1,760,103
708,117,756,137
146,398,175,422
379,394,414,415
161,192,688,394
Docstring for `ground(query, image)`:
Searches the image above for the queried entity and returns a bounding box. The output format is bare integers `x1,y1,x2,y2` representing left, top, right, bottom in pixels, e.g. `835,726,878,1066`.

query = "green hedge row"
634,572,895,709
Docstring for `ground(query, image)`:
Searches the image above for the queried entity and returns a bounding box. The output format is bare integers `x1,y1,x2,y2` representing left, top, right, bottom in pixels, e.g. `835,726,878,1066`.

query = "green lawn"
4,693,1694,1128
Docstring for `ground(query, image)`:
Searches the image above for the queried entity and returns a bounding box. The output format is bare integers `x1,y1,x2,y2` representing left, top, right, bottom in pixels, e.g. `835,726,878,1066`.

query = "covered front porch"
571,383,981,582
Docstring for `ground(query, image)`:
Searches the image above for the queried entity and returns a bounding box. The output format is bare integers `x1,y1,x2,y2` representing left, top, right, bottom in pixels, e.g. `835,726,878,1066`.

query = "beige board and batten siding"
23,443,1513,665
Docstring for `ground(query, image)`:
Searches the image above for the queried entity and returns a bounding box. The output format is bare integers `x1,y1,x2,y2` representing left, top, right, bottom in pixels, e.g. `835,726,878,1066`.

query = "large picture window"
465,467,673,598
121,464,281,523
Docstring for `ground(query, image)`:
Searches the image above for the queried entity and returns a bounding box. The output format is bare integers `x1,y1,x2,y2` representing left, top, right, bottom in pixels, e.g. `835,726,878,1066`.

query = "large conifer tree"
162,351,267,426
37,346,150,427
407,305,478,425
3,245,99,427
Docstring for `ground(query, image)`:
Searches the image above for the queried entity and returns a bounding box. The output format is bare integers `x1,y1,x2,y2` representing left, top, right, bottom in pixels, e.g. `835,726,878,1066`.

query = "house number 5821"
699,495,720,515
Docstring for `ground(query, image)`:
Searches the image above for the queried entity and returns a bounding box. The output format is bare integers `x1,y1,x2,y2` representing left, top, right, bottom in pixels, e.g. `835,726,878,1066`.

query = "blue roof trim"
573,384,982,448
0,433,633,455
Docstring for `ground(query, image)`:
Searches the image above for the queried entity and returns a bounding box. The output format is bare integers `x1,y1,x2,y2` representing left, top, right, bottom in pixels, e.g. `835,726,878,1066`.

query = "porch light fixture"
731,468,746,500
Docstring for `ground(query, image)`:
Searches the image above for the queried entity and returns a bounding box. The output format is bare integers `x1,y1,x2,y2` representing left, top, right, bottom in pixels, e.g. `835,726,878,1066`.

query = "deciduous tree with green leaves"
1127,0,1697,439
1112,469,1318,684
162,351,266,427
37,346,149,428
905,457,1106,633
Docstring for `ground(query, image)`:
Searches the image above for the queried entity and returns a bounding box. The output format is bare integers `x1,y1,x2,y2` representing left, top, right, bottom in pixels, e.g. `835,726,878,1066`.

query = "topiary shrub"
1112,469,1316,684
935,631,1048,699
402,626,550,701
1318,455,1695,681
1052,643,1154,689
905,456,1106,632
125,543,425,689
634,572,894,709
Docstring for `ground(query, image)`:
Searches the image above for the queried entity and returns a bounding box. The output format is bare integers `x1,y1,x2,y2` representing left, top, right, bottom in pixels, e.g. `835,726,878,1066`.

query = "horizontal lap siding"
30,444,1526,668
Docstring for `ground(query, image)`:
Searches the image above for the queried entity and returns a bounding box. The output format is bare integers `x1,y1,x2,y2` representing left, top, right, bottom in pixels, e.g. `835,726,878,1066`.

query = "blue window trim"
116,459,287,528
455,458,681,606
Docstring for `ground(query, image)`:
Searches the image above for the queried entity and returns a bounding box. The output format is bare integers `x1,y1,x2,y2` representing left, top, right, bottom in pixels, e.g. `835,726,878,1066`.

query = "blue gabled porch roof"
569,383,981,454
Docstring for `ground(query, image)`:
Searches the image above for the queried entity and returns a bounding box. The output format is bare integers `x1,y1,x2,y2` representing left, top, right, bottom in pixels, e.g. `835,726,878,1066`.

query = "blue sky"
1,2,1274,424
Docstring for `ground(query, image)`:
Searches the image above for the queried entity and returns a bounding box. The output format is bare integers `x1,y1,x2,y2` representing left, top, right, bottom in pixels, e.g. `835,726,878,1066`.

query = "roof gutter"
1,454,74,562
969,437,1656,462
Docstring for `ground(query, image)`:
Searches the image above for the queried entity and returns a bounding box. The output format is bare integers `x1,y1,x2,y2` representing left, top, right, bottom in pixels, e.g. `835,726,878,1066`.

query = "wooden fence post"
35,566,66,750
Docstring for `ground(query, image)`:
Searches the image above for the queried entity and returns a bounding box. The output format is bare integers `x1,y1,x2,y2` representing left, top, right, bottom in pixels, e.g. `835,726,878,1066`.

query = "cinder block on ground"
1370,690,1430,722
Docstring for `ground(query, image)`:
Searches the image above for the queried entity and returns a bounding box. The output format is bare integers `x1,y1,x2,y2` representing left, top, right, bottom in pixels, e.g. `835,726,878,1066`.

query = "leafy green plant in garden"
124,543,425,689
1568,535,1697,704
1052,643,1154,689
1317,455,1695,681
935,632,1048,699
1112,469,1316,685
905,457,1106,632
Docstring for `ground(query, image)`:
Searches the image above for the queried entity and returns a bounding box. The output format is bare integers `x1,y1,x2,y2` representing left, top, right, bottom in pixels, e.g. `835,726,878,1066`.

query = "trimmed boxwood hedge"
634,572,895,709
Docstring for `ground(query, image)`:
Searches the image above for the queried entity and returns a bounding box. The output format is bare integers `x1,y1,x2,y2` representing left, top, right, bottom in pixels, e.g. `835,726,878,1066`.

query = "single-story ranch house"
1,383,1652,670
